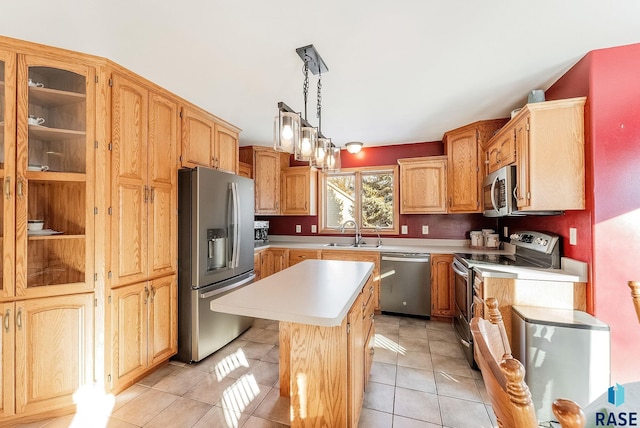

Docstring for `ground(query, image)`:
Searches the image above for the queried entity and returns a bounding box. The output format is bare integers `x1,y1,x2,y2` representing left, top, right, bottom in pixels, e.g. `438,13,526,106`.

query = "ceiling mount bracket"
296,44,328,75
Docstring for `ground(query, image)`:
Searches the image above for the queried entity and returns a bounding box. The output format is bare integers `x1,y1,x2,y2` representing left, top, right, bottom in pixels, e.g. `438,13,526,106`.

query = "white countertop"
473,257,588,282
210,259,374,327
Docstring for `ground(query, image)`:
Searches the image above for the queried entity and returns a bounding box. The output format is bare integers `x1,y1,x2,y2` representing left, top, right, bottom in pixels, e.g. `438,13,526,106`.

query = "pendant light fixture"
274,44,339,170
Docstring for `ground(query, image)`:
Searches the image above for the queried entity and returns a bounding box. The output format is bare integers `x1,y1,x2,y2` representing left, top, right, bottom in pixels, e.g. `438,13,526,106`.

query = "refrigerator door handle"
231,182,240,268
200,274,256,299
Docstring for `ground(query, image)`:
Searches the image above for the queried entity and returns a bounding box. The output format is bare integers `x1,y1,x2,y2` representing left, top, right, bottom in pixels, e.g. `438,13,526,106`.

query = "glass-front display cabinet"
15,56,95,297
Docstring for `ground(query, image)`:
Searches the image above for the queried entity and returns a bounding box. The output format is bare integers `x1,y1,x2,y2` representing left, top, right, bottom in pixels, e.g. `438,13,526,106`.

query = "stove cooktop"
454,253,541,268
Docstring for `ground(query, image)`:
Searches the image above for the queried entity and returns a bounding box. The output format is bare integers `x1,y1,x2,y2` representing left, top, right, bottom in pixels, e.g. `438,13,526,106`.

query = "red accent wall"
503,43,640,383
263,141,498,239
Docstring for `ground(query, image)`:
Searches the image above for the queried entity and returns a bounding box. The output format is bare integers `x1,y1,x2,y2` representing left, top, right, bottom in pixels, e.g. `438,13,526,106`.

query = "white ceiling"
3,1,640,147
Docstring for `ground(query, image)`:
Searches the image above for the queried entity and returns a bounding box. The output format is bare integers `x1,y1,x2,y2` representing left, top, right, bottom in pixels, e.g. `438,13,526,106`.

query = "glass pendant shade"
311,137,329,169
296,126,317,161
274,111,300,153
325,145,341,172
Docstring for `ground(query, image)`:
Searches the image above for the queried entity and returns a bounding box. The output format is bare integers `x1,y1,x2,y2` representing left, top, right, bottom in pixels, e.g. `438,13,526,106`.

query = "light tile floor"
21,315,498,428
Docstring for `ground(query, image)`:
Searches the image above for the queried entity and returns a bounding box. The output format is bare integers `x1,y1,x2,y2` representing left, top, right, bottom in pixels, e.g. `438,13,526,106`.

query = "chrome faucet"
340,220,362,246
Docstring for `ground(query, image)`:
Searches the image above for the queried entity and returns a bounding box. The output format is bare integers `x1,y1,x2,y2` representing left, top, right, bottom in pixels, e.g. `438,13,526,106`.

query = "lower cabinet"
347,291,365,428
1,294,94,421
431,254,454,317
110,275,177,392
259,248,288,279
288,249,320,266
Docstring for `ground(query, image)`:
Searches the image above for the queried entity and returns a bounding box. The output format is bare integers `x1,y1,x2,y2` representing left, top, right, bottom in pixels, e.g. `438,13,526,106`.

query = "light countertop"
210,259,374,327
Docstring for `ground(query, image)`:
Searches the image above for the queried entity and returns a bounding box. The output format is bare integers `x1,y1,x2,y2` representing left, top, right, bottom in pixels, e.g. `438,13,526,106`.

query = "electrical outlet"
401,225,408,235
503,226,509,237
422,225,429,235
569,228,577,245
311,225,317,233
296,225,302,233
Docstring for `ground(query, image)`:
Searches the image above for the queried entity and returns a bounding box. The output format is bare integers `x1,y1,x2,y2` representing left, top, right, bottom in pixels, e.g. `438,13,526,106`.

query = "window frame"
319,165,399,235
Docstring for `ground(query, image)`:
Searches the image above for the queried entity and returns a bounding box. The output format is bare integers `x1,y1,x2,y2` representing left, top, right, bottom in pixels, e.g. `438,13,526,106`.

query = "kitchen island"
210,259,376,427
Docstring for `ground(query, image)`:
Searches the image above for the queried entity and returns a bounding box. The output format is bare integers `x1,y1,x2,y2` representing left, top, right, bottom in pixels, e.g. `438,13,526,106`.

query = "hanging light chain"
316,69,322,133
303,54,310,121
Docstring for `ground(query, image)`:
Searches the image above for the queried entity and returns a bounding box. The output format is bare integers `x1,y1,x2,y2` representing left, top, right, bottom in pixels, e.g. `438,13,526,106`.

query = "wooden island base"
278,274,375,428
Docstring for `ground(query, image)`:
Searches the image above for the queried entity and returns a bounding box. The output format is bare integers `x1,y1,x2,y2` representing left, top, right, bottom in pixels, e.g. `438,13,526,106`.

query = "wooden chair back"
630,281,640,323
470,298,586,428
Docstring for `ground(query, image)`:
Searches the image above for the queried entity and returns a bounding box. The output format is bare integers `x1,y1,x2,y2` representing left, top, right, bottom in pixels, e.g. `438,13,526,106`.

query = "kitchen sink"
324,242,382,248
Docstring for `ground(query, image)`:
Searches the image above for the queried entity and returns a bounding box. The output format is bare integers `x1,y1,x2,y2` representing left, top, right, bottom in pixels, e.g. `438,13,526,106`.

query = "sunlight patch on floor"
70,384,115,428
220,374,261,427
374,333,406,355
215,348,250,381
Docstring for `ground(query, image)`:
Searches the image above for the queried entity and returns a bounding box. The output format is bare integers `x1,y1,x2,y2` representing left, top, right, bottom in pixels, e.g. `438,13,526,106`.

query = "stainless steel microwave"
482,165,517,217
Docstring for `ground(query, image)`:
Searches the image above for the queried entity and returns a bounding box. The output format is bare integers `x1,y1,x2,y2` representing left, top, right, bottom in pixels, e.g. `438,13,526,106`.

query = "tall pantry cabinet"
108,71,178,392
0,43,95,421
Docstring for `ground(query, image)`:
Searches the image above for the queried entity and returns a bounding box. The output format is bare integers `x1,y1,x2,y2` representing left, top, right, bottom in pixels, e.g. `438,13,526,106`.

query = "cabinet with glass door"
15,56,95,298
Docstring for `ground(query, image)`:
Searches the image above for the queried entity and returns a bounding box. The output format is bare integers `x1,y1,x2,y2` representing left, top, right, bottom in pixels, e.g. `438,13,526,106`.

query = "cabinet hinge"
526,122,530,131
95,75,99,84
108,143,113,151
94,273,98,281
179,110,183,118
108,207,113,215
94,207,98,215
108,79,113,87
108,271,113,279
108,296,112,304
94,298,98,307
179,155,183,163
346,323,351,334
107,374,112,386
94,141,98,149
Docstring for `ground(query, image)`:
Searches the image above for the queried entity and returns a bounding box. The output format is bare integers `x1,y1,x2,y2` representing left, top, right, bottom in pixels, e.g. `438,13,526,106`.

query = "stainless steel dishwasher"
380,252,431,317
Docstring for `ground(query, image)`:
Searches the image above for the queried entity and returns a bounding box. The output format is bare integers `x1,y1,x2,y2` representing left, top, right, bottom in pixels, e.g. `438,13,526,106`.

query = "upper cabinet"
280,166,317,215
443,120,507,213
110,72,178,287
397,156,447,214
239,146,290,215
13,54,96,298
180,107,239,174
0,49,16,299
513,98,586,211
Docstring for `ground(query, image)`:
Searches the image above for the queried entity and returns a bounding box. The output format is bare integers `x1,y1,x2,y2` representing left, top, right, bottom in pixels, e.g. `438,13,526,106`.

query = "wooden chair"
470,298,586,428
630,281,640,323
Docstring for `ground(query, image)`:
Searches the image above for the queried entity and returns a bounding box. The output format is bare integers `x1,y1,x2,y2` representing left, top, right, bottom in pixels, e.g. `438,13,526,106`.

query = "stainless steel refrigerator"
177,167,255,363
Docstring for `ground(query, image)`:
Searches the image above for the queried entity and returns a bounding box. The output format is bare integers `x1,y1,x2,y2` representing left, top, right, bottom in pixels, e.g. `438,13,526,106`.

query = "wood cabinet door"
180,107,214,168
148,92,177,279
254,149,280,214
281,168,314,215
398,157,447,214
0,302,15,418
14,293,93,415
260,248,288,278
0,50,16,299
148,275,177,366
214,123,238,174
514,115,531,209
446,129,480,212
111,282,148,389
111,73,148,286
288,249,319,266
347,292,365,428
431,254,454,317
15,55,96,298
485,129,516,176
253,251,262,280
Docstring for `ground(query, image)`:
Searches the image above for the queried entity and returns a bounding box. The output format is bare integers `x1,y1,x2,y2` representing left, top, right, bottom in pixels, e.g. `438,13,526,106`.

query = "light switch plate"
296,225,302,233
311,225,317,233
422,225,429,235
569,227,577,245
401,225,408,235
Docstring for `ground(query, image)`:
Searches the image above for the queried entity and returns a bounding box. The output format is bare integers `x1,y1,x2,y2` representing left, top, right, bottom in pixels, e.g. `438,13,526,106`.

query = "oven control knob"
541,239,548,246
510,233,520,240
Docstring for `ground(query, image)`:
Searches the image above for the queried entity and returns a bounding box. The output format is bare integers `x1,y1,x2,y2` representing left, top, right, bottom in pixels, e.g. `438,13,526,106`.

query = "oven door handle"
451,261,468,278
